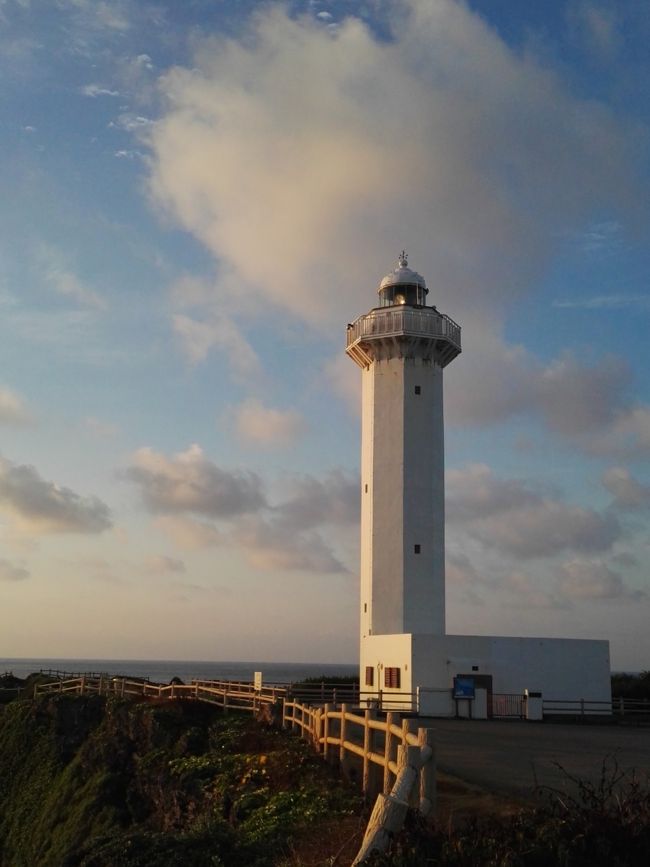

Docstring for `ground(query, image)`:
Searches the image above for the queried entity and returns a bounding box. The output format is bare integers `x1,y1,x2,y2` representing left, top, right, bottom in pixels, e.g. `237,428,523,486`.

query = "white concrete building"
346,255,611,715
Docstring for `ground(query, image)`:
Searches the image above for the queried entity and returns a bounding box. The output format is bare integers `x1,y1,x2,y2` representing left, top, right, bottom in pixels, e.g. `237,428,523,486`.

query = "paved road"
423,718,650,800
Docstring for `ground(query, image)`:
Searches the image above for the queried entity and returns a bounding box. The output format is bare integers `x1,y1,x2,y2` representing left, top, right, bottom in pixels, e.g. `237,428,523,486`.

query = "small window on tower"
414,386,421,395
364,603,367,613
365,666,374,686
365,484,368,493
414,544,421,554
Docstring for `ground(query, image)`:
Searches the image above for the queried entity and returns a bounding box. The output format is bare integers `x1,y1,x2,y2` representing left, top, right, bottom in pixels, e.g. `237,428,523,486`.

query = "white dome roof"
379,252,426,291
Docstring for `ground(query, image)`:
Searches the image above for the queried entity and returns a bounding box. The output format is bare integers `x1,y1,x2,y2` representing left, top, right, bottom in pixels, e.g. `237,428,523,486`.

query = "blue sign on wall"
453,676,475,699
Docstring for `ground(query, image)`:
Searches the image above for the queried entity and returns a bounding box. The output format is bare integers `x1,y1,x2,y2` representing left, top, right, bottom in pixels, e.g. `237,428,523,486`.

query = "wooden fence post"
80,676,85,696
282,698,288,729
291,702,298,734
417,727,435,816
339,703,347,764
323,703,332,764
401,719,418,807
362,708,379,799
383,712,398,794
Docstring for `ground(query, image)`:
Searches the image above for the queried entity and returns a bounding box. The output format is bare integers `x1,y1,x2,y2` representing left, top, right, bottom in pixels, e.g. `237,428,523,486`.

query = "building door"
458,673,494,718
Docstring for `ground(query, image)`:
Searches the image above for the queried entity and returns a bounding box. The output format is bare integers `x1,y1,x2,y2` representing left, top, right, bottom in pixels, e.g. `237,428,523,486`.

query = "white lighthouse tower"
346,255,610,712
346,254,461,686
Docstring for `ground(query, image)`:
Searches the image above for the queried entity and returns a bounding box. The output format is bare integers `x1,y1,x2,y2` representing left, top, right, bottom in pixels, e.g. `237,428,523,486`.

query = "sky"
0,0,649,669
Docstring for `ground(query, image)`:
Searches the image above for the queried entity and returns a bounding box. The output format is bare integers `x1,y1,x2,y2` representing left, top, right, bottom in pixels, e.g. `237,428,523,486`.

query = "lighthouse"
346,255,610,714
346,252,460,642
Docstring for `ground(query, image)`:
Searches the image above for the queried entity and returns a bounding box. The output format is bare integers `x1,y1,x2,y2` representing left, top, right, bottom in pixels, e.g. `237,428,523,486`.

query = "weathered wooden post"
402,719,419,807
314,707,322,751
291,702,299,734
383,712,398,794
282,697,288,729
80,675,85,696
417,727,435,816
353,740,419,865
323,703,332,764
362,708,379,799
340,703,350,776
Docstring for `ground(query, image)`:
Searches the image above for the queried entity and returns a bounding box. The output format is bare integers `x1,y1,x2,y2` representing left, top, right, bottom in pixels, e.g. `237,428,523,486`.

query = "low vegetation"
611,671,650,701
0,695,363,866
370,759,650,866
2,673,650,865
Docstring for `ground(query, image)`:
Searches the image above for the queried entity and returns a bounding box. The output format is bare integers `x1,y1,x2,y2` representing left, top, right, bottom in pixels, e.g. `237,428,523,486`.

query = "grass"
0,696,364,866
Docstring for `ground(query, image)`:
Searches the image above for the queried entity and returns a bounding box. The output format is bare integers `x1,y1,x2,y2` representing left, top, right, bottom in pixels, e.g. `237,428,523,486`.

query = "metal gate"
492,693,525,719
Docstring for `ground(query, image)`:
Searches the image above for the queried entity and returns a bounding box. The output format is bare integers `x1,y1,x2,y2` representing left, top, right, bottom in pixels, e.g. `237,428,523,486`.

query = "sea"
0,658,358,685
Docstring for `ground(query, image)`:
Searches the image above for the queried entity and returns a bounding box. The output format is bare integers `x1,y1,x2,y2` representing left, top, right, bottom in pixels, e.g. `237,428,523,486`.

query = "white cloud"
557,558,643,601
553,294,650,311
0,386,31,425
136,455,356,574
603,467,650,510
0,558,29,582
143,554,185,575
589,406,650,458
271,471,359,538
233,399,307,447
81,83,119,98
125,444,266,518
568,1,623,59
445,330,650,455
232,515,347,574
0,454,112,535
146,0,639,328
154,515,221,550
64,0,130,32
110,113,154,132
325,353,360,415
172,313,261,378
447,464,620,559
39,245,106,310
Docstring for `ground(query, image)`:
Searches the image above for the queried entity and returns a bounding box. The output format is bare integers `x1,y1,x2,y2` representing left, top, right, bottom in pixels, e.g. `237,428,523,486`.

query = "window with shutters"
384,667,401,689
365,666,374,686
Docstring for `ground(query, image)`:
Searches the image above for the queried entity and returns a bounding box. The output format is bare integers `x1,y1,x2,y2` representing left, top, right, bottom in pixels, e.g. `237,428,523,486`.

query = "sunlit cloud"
81,83,120,98
0,454,112,535
0,557,29,582
125,444,267,518
233,399,307,447
39,245,107,310
0,386,32,425
447,464,620,559
147,0,640,329
603,467,650,510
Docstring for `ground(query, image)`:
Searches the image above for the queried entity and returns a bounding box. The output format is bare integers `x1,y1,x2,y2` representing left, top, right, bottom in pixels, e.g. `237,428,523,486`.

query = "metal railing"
346,307,461,350
544,697,650,717
492,693,526,719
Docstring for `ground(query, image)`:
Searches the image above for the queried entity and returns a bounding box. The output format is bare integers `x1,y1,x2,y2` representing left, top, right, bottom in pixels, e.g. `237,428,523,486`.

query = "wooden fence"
33,676,286,710
283,698,435,812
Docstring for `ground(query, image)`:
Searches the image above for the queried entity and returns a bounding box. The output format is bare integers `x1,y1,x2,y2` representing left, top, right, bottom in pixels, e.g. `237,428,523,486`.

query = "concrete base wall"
361,632,611,705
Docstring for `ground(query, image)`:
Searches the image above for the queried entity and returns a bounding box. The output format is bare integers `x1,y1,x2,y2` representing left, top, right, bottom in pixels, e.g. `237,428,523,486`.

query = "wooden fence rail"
33,676,287,711
282,698,435,812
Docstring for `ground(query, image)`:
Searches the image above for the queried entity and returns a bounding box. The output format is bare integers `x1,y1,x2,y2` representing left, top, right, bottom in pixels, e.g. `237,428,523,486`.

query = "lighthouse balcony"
346,306,461,368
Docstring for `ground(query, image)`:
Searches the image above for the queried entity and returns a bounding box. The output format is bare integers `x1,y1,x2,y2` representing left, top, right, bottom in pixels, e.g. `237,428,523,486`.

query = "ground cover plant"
0,694,363,866
368,758,650,866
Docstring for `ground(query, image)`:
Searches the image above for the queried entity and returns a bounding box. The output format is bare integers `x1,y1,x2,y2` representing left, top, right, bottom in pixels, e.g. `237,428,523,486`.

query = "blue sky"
0,0,649,668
